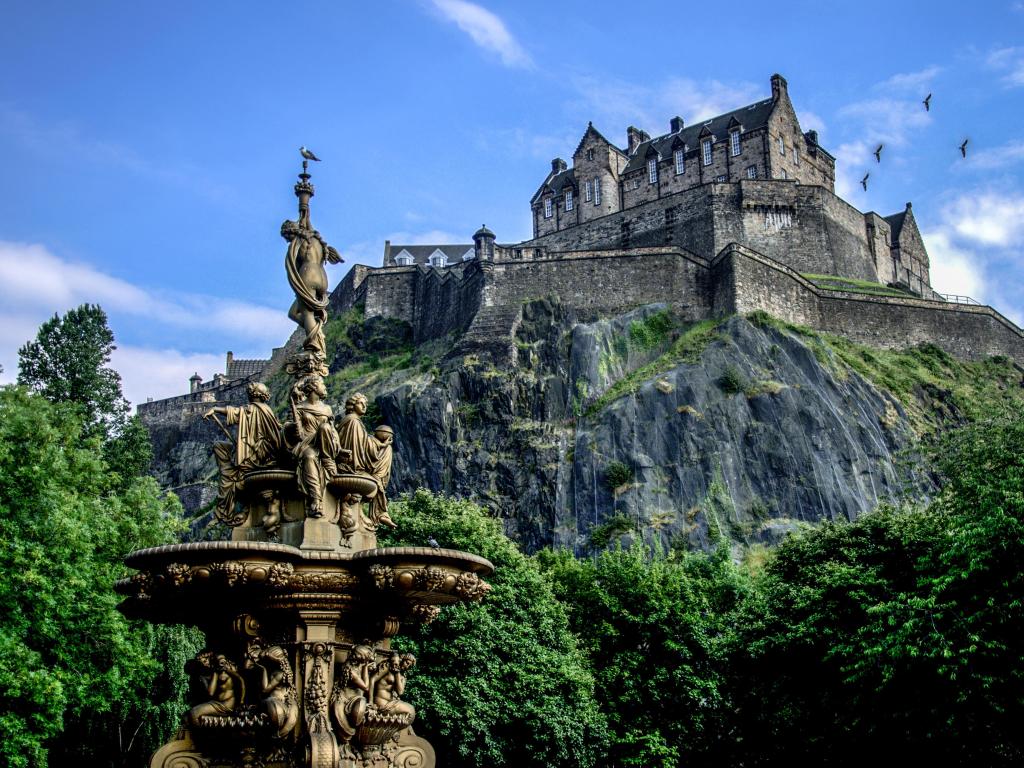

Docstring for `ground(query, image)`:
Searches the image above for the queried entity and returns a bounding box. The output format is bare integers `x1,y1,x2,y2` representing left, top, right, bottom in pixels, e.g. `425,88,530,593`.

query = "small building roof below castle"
225,356,268,379
386,244,474,266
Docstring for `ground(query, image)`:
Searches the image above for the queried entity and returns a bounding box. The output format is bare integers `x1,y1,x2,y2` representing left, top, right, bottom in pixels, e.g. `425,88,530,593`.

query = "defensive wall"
338,241,1024,364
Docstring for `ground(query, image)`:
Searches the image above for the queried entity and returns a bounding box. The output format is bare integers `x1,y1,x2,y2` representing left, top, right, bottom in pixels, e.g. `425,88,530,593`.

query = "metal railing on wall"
939,293,981,305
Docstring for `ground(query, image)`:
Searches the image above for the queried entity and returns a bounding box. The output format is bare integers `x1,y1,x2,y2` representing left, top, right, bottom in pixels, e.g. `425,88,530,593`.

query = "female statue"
282,218,342,357
245,640,299,738
283,375,340,517
336,392,397,528
188,653,244,726
331,645,374,742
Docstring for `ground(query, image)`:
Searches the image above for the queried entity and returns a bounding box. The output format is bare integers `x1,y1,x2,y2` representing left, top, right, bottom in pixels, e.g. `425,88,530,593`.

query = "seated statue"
283,375,340,518
331,645,374,743
244,639,299,738
336,393,397,528
187,652,244,726
205,382,282,526
369,652,416,722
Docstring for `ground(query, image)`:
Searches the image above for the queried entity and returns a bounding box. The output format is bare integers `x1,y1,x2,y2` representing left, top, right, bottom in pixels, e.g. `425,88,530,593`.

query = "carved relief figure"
205,382,282,526
281,218,342,358
283,375,340,517
244,640,299,738
370,652,417,722
336,393,397,528
187,653,244,726
330,644,374,742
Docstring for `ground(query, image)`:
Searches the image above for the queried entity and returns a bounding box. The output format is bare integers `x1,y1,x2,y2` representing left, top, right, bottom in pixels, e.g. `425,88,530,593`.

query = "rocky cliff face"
150,298,1011,552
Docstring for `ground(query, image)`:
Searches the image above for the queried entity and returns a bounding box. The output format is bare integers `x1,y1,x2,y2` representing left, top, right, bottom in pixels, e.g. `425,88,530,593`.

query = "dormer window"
730,130,741,156
393,249,414,266
594,177,602,205
648,157,658,184
702,139,713,166
544,198,553,218
674,148,685,175
428,249,448,268
565,189,574,211
585,180,593,202
462,249,475,261
778,135,785,155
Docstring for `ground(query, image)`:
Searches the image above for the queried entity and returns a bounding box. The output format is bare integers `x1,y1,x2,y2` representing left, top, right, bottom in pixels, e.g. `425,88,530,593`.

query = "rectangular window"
594,177,602,205
779,169,788,179
648,157,658,184
746,165,758,179
778,135,785,155
674,148,685,175
794,146,800,166
565,189,573,211
730,130,741,156
715,175,727,182
585,180,592,202
544,198,552,218
702,139,712,166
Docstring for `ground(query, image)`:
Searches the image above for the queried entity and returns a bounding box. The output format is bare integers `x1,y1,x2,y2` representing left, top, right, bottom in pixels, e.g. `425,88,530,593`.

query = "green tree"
537,543,748,767
378,490,608,768
17,304,128,439
0,387,200,767
17,304,153,483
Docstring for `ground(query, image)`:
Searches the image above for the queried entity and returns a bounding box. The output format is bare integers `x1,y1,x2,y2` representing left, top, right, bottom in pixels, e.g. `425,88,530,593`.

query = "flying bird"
959,138,969,158
860,173,869,191
428,535,440,549
300,146,321,162
923,93,932,111
874,144,884,163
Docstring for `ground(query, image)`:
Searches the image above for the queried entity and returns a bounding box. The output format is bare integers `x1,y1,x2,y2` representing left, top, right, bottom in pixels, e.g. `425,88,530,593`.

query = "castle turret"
189,372,202,393
473,224,495,261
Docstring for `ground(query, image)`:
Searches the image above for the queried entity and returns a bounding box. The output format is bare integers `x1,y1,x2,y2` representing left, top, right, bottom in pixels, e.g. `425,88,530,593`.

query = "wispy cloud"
0,240,292,404
986,46,1024,86
0,104,234,203
429,0,532,69
875,66,943,93
567,75,763,138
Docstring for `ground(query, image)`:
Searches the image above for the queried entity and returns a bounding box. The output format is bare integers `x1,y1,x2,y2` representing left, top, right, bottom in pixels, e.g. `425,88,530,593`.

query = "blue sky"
2,0,1023,406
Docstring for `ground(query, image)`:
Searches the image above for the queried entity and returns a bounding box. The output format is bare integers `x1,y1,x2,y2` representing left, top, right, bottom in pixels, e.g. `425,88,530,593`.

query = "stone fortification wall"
721,244,1024,361
524,180,887,284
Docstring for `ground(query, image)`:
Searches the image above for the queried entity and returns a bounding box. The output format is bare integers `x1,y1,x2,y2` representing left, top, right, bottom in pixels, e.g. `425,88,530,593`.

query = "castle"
140,73,1024,429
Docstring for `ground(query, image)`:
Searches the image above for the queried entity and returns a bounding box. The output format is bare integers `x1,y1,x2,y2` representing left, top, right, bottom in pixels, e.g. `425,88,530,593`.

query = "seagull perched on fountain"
923,93,932,111
959,138,969,158
861,173,869,191
874,144,884,163
428,535,440,549
300,146,321,162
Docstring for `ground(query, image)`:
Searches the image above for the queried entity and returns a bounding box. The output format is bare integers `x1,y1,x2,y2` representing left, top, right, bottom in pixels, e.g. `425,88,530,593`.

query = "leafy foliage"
378,490,608,768
0,387,201,767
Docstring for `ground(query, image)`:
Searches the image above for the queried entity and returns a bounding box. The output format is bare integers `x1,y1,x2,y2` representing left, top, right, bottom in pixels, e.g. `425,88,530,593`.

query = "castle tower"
473,224,495,261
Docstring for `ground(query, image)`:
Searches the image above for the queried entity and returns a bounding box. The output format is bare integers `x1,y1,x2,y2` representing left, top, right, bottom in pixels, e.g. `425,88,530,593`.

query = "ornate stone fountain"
117,157,493,768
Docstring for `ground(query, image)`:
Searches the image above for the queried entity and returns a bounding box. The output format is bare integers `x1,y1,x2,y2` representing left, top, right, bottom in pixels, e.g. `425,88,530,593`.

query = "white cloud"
876,66,942,93
921,229,986,299
0,241,292,405
987,46,1024,86
430,0,532,69
941,193,1024,246
112,346,226,408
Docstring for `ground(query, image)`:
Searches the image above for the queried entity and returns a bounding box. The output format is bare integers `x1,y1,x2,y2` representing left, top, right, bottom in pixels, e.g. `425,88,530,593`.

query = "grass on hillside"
801,273,915,298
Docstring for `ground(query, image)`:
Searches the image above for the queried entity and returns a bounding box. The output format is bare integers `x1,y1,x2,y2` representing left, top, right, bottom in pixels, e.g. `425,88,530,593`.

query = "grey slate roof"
884,211,907,241
226,358,268,379
622,98,777,174
387,244,474,266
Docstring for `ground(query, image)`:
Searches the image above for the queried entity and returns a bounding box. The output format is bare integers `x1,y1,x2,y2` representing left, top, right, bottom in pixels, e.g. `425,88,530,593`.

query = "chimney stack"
551,157,567,174
771,73,788,101
670,116,684,133
626,126,651,155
